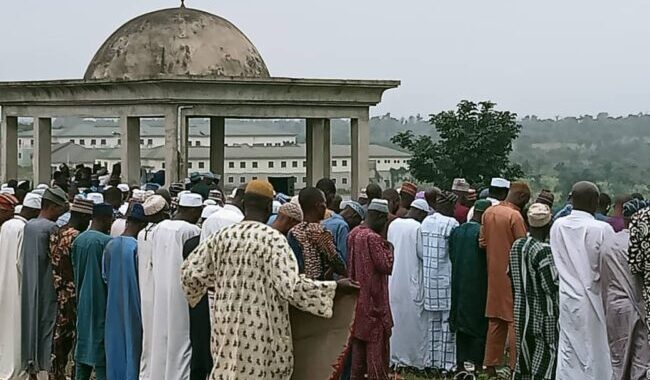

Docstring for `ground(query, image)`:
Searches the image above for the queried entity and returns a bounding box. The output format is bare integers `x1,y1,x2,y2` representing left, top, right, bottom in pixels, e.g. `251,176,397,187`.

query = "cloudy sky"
1,0,649,118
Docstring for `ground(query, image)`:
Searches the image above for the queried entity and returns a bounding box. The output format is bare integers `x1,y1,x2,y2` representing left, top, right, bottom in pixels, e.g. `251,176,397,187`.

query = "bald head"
571,181,600,214
424,187,440,209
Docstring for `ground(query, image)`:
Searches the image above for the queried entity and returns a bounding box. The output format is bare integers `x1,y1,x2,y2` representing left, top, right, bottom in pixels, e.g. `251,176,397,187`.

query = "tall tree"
391,100,523,188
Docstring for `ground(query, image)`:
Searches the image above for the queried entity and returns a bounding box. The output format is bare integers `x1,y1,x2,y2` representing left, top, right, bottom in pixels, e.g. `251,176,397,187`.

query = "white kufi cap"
490,178,510,189
179,193,203,208
23,192,42,210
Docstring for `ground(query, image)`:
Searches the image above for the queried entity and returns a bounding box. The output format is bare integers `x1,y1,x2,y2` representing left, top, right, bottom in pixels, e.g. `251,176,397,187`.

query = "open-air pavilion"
0,5,399,197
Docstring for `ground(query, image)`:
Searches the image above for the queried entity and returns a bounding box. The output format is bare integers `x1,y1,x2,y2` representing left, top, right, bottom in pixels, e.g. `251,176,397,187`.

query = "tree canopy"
390,100,523,189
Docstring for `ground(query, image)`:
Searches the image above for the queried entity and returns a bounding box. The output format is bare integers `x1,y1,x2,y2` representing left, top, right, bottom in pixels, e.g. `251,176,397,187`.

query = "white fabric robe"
550,210,614,379
149,220,200,380
387,218,431,369
0,216,29,380
200,204,243,242
138,222,159,380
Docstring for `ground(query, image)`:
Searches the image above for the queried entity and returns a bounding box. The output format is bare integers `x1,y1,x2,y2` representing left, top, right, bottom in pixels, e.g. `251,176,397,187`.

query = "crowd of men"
0,167,649,380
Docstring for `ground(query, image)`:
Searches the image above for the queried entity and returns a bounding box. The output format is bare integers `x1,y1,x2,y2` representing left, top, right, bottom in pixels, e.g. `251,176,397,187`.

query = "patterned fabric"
49,226,80,380
288,222,346,280
430,311,456,371
421,213,459,312
629,208,650,337
180,221,337,380
509,236,559,380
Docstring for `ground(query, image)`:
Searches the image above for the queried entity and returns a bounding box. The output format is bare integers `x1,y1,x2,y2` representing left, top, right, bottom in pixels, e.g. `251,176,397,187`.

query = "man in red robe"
347,199,394,380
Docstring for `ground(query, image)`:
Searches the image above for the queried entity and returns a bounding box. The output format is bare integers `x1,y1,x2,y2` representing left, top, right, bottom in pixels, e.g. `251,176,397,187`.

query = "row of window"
226,176,349,185
226,159,353,169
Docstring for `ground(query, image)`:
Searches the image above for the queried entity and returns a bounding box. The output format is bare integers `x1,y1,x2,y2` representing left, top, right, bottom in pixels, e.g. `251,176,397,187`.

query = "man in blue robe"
103,203,148,380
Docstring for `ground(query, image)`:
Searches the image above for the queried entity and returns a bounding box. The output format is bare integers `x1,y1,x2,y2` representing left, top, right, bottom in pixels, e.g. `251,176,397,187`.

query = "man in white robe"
200,186,244,241
138,195,169,380
149,193,203,380
387,199,431,369
0,193,39,380
550,181,614,379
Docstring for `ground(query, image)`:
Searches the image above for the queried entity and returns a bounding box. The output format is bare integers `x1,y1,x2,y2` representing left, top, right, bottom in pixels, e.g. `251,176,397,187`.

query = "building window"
302,177,307,183
195,140,201,147
302,161,306,167
394,160,399,164
68,139,74,144
90,139,97,146
79,139,85,145
30,139,34,146
342,160,348,167
147,139,153,146
342,178,348,185
268,161,274,168
100,139,107,146
140,139,144,145
162,162,165,169
292,161,298,168
252,176,258,180
332,178,337,184
281,161,287,168
332,160,337,167
18,152,22,159
240,177,246,183
117,138,121,145
198,162,205,169
385,160,390,164
228,177,234,183
229,162,235,169
188,162,193,169
18,140,22,147
252,162,258,169
240,162,246,169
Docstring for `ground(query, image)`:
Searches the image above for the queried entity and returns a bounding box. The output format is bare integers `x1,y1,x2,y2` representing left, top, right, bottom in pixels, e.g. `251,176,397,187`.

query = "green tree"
391,100,524,188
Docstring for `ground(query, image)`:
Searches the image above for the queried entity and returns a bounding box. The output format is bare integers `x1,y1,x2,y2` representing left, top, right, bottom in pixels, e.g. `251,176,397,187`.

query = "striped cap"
70,199,94,215
0,194,19,211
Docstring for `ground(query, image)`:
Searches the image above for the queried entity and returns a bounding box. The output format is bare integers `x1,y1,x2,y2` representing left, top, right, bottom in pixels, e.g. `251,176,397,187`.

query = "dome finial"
180,0,186,8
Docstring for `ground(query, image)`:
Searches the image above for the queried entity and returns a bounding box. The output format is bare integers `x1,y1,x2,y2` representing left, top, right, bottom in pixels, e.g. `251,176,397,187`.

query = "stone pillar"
0,112,18,182
164,109,179,187
120,116,141,186
33,117,52,186
305,118,331,186
209,117,225,181
179,115,190,178
350,113,369,200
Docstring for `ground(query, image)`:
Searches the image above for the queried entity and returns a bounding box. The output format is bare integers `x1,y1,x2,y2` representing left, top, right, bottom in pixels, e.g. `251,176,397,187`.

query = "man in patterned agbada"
181,180,351,380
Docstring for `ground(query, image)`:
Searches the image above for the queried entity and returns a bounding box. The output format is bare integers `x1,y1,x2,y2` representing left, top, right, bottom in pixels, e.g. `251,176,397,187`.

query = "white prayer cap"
118,203,129,215
86,193,104,204
117,184,130,193
179,193,203,208
36,184,49,190
14,205,22,214
201,204,220,219
368,199,389,214
178,190,191,198
32,188,46,196
490,178,510,189
143,195,168,216
23,192,42,210
203,199,217,206
410,199,430,213
528,203,552,227
0,187,15,195
272,200,281,214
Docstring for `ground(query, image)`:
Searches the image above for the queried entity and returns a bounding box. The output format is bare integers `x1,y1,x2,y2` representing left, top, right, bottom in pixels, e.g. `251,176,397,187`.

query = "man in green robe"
449,199,492,371
72,203,114,380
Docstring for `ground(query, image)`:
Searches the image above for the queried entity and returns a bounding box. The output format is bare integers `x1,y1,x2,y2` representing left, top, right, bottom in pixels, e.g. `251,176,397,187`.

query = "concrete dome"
84,7,270,80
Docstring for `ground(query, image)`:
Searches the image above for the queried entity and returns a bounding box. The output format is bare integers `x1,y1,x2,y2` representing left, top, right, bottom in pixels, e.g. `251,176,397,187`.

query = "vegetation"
390,101,523,189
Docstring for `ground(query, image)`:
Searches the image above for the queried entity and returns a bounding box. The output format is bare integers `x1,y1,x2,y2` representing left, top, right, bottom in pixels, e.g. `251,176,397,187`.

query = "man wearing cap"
138,195,170,380
181,180,349,379
396,182,418,217
480,181,529,375
271,202,303,236
201,184,245,241
387,198,430,369
452,178,471,224
449,199,491,371
0,193,18,227
509,203,559,380
72,203,114,380
347,199,393,380
21,187,68,378
602,199,650,380
49,198,93,380
288,187,347,280
466,178,510,222
420,191,460,371
322,200,365,263
149,193,203,380
551,181,613,379
0,192,39,380
103,204,149,380
382,189,401,231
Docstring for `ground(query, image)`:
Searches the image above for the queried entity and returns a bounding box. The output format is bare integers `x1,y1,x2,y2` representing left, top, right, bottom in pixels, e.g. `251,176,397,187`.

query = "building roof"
85,7,269,81
51,143,409,164
18,118,297,138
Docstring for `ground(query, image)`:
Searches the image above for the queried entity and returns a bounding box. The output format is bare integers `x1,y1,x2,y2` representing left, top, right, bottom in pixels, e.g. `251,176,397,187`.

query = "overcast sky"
1,0,649,118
